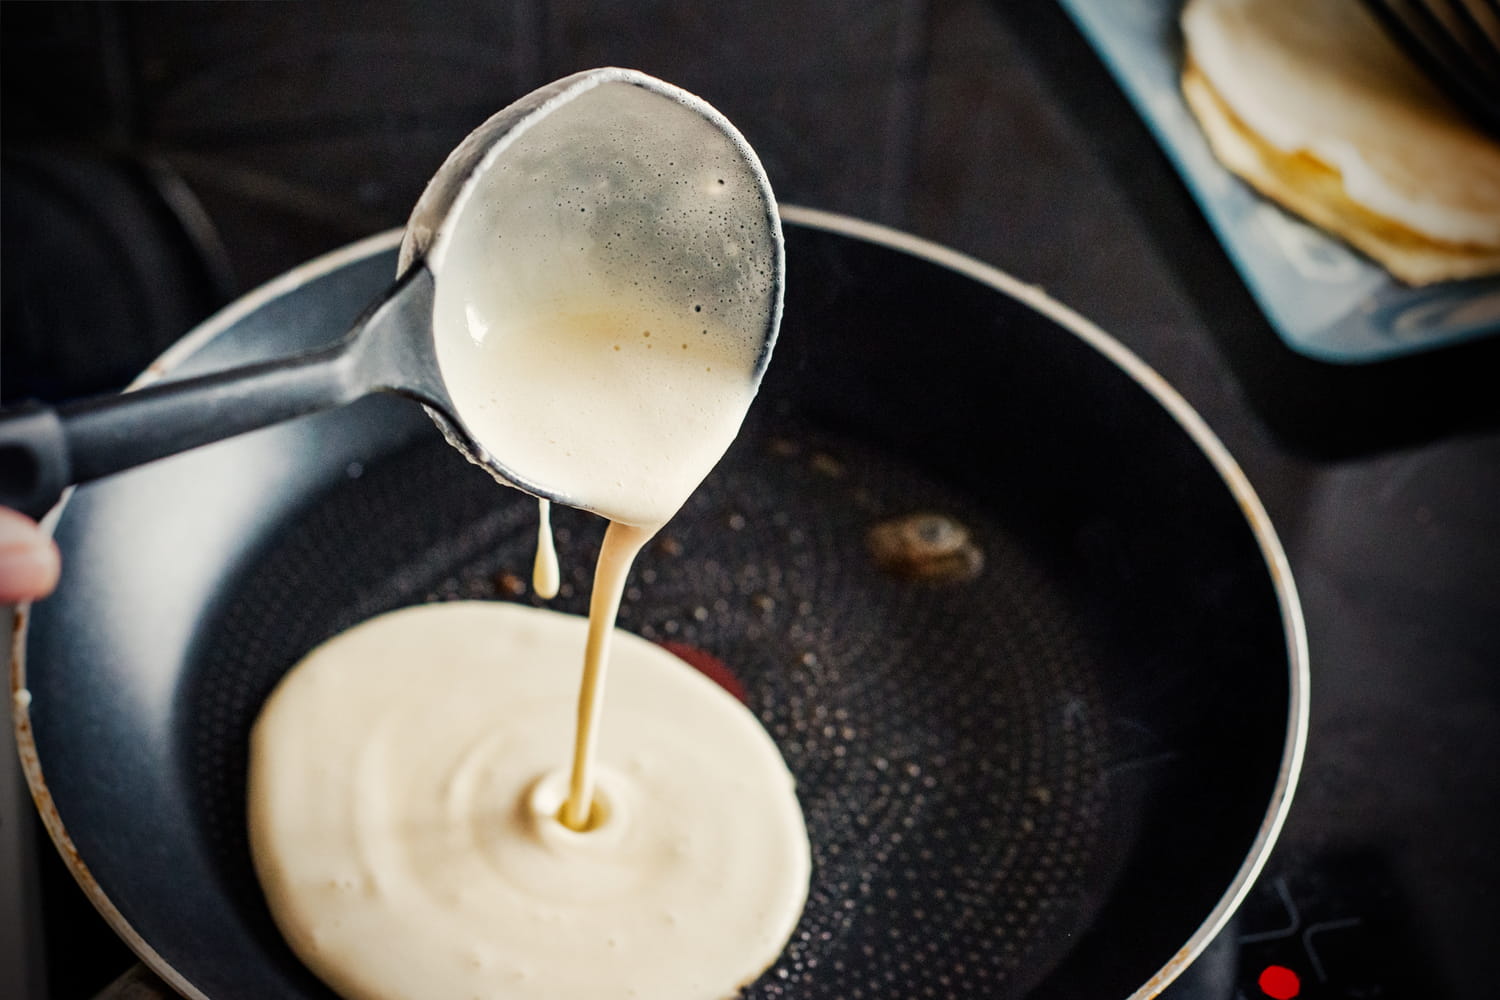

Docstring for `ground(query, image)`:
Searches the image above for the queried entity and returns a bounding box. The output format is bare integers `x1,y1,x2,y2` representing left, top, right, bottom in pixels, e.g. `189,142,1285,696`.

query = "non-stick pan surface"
12,208,1306,999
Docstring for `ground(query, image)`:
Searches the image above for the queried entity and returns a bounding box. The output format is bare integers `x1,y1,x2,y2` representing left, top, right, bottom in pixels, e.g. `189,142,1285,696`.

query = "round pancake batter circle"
248,601,810,1000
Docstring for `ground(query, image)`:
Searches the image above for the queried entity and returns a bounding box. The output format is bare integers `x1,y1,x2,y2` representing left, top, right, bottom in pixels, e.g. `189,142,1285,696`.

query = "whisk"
1359,0,1500,137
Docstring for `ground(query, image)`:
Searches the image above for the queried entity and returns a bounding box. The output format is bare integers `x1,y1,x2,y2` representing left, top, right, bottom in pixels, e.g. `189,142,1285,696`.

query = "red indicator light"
1258,964,1301,999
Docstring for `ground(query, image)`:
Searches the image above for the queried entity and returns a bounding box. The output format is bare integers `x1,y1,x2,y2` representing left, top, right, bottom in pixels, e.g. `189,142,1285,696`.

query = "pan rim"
9,207,1309,1000
782,207,1310,996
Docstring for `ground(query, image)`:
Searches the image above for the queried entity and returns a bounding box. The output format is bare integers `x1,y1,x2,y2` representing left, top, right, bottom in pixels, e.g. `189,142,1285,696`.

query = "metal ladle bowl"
0,67,784,522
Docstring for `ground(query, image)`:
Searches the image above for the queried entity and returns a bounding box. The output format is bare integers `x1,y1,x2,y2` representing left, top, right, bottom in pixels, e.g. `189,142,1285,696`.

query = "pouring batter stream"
247,70,808,1000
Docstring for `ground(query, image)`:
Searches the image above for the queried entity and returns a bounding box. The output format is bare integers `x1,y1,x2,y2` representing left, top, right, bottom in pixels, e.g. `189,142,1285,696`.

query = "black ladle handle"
0,265,438,521
0,343,358,521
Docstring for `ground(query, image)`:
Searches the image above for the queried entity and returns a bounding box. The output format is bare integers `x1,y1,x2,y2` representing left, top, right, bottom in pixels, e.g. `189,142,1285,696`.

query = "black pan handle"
0,339,359,521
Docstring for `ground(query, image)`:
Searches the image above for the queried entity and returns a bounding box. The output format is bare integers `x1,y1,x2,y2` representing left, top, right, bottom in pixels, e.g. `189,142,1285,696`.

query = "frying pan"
10,207,1307,999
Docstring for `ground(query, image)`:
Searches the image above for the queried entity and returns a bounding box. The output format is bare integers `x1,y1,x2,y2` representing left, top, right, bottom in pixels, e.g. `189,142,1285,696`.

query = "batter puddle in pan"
180,416,1114,999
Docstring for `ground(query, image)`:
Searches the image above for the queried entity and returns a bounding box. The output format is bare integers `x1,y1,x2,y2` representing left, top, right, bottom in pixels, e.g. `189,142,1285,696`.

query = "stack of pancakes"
1181,0,1500,285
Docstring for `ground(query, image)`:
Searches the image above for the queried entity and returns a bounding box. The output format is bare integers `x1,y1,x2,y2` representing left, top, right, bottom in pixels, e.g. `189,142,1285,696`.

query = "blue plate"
1059,0,1500,363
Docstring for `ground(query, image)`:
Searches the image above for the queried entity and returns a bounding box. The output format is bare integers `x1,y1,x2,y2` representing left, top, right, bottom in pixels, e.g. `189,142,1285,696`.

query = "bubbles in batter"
429,77,779,529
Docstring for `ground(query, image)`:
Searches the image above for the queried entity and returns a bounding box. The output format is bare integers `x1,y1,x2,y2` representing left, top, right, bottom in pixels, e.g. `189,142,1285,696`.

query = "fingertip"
29,535,62,599
0,509,61,603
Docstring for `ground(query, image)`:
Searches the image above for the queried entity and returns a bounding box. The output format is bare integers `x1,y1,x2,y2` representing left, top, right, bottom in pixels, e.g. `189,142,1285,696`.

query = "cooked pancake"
1181,0,1500,285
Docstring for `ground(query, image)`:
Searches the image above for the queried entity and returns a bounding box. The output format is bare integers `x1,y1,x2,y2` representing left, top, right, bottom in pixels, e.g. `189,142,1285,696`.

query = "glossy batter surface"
249,601,810,1000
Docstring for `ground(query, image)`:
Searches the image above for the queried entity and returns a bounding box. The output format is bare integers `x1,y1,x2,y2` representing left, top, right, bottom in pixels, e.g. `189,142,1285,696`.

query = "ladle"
0,67,784,522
